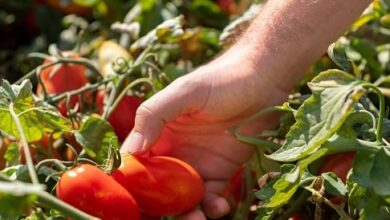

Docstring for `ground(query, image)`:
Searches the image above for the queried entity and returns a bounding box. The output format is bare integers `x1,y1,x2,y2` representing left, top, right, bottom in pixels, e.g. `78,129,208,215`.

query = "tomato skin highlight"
37,51,89,116
112,154,205,217
96,90,142,142
56,164,140,220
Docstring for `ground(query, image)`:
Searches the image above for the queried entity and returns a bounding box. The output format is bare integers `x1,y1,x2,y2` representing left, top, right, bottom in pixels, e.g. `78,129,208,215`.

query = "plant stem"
9,102,39,184
102,46,154,120
304,186,352,220
106,78,154,118
363,84,385,144
51,78,112,103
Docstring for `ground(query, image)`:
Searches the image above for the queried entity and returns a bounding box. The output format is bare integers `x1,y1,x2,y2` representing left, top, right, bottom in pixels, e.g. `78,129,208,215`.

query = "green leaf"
350,38,382,79
75,116,119,164
327,43,353,73
138,0,163,35
255,207,274,220
348,184,390,220
0,80,72,142
4,142,20,167
369,148,390,196
0,181,44,219
256,179,277,201
74,0,99,7
322,172,347,196
267,70,366,162
337,109,375,140
350,151,375,188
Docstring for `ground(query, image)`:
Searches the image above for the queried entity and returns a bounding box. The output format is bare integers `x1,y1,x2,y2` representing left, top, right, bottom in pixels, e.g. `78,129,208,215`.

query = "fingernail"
120,131,144,153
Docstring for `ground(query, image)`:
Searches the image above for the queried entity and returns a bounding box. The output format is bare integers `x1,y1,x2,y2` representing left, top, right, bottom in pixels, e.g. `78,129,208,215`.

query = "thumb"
120,77,209,154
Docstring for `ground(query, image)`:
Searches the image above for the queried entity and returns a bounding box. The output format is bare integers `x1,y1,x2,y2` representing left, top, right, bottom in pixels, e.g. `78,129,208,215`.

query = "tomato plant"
112,154,205,217
319,152,355,183
20,134,62,164
36,51,90,116
56,164,140,220
96,90,142,142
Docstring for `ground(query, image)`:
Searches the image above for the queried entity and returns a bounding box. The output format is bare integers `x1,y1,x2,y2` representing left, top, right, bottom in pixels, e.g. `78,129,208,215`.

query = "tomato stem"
304,185,352,220
9,102,39,185
102,46,154,120
51,78,112,103
107,77,154,118
360,84,385,144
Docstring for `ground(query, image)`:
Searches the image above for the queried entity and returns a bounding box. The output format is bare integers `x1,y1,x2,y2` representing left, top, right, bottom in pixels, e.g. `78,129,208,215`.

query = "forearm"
231,0,371,93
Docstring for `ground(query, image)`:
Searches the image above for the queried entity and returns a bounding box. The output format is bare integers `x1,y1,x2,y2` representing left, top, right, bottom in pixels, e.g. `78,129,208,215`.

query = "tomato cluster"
57,154,205,219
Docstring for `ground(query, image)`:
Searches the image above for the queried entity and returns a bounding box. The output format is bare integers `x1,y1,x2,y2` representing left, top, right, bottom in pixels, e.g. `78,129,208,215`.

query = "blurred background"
0,0,256,83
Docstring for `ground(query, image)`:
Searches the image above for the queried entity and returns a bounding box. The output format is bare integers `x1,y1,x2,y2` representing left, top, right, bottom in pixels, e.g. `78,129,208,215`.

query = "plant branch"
363,84,385,144
9,102,39,184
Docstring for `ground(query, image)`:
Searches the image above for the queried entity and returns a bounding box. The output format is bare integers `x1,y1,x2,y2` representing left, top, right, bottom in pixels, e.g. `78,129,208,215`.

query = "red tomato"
319,152,356,183
36,51,89,116
96,90,142,142
320,152,355,205
57,164,140,220
112,154,205,217
216,0,235,13
20,134,62,164
45,0,91,16
289,214,303,220
0,138,12,169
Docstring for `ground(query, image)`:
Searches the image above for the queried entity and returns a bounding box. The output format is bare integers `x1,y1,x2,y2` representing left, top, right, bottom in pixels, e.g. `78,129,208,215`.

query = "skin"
121,0,372,219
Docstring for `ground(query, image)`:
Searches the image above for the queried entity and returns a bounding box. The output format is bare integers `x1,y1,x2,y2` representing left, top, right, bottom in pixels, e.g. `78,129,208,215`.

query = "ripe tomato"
57,164,140,220
320,152,355,205
319,152,355,183
0,138,12,169
112,154,205,217
289,214,303,220
45,0,91,16
36,51,89,116
96,90,142,142
216,0,236,13
20,134,62,164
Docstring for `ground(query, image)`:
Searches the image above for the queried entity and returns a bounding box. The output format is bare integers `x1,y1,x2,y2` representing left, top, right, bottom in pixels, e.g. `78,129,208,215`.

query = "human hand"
120,45,289,219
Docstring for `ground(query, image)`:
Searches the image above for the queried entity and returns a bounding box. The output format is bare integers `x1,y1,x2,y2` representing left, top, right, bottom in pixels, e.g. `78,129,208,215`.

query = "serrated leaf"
263,149,326,209
322,172,347,196
267,70,366,162
75,116,119,164
0,80,71,142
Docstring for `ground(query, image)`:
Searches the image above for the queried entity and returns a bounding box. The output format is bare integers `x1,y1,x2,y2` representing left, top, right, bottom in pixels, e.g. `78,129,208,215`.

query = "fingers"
201,180,231,219
176,209,207,220
120,76,210,154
